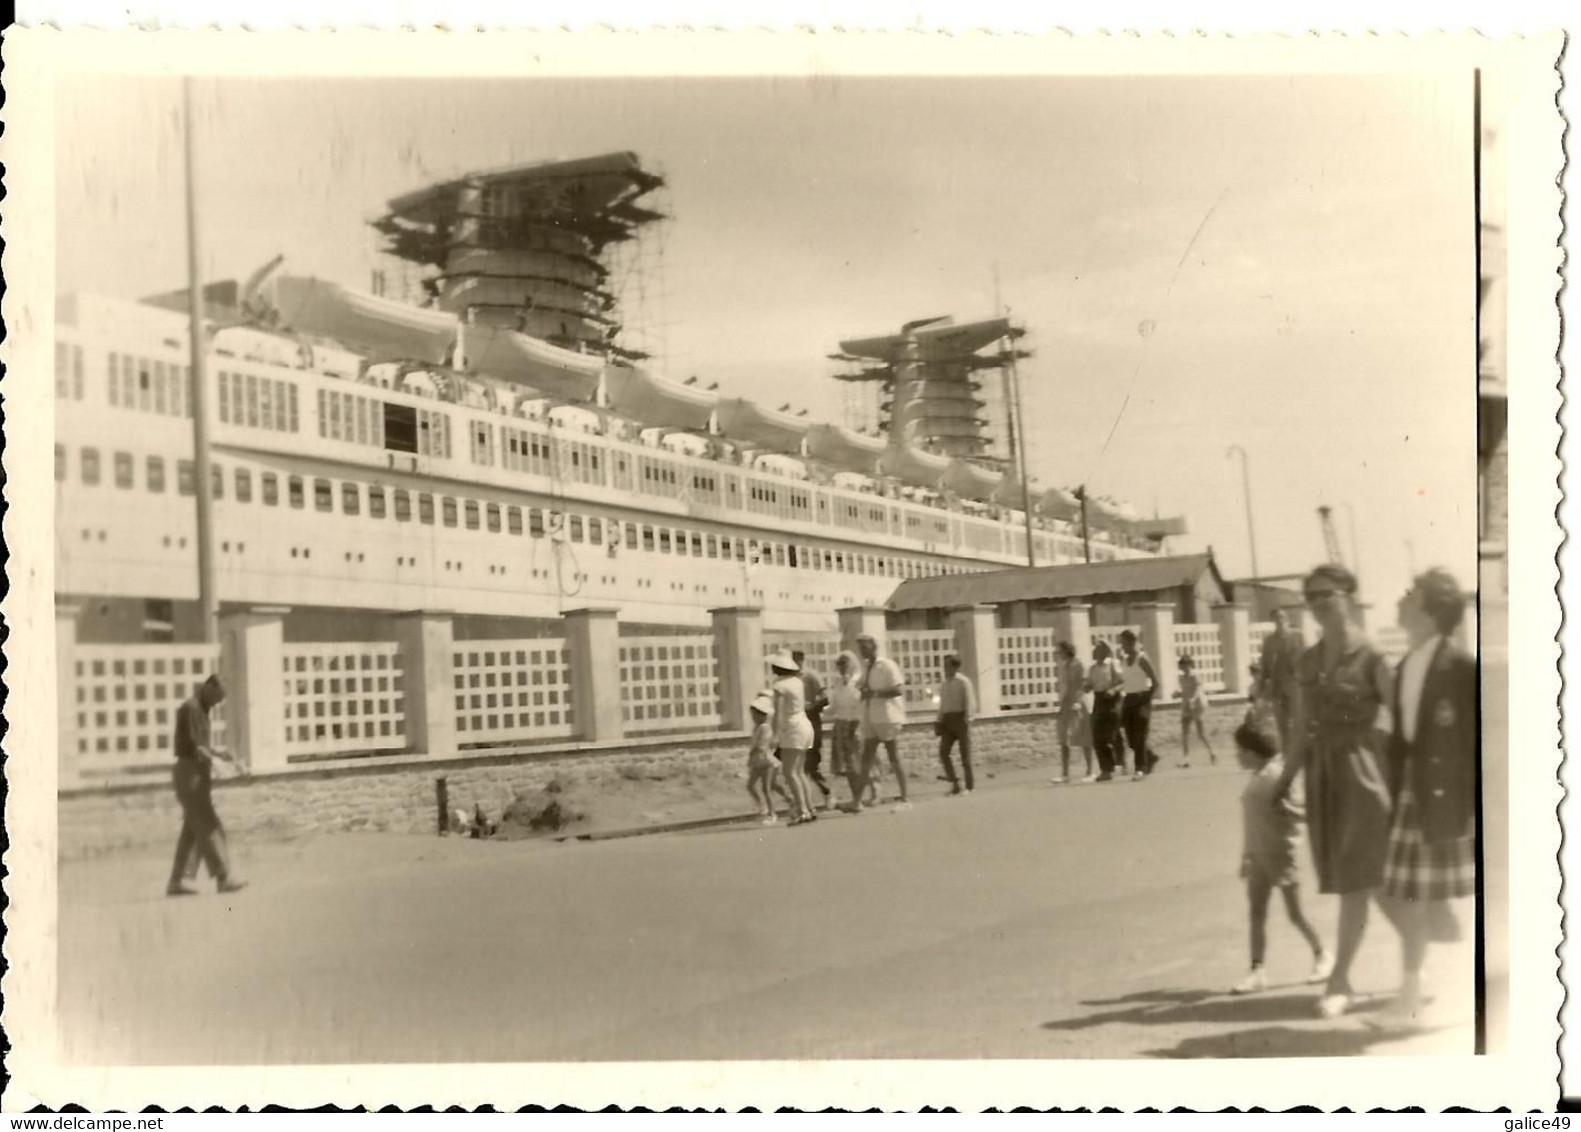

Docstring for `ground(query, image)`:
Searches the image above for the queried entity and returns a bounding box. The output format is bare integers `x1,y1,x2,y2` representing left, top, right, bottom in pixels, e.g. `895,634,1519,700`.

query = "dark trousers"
804,711,830,795
169,760,229,887
1122,693,1156,775
1091,693,1123,775
937,712,974,791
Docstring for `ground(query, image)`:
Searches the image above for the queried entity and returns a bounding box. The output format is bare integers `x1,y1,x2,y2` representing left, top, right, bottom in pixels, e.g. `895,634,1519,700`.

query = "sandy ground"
60,752,1481,1067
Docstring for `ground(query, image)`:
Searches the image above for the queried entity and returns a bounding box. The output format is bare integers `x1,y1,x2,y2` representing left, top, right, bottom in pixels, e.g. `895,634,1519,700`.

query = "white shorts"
860,721,903,744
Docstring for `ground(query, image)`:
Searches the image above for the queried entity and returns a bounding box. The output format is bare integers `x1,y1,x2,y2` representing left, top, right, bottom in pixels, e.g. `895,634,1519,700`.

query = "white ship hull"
55,293,1155,640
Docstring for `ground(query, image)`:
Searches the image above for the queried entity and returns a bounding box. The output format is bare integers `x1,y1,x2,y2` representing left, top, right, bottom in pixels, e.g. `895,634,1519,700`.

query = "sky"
54,72,1480,610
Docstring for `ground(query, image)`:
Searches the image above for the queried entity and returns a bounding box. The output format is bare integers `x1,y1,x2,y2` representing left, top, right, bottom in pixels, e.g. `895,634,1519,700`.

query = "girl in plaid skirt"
1372,570,1478,1031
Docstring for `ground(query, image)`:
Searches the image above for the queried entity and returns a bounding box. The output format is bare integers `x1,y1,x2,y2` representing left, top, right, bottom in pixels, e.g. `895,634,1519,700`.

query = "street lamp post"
185,77,218,645
1225,445,1260,582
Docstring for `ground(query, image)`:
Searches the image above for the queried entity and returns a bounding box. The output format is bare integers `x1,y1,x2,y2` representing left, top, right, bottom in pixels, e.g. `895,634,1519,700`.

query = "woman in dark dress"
1273,564,1394,1018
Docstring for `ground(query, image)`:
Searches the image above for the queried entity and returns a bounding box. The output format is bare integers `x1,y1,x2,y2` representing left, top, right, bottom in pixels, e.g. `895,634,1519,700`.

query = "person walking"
166,674,247,897
1272,564,1395,1019
1178,654,1217,768
1118,629,1160,780
1053,640,1094,783
854,633,910,811
1370,569,1478,1031
1087,640,1125,782
745,690,788,825
1257,608,1302,750
770,651,817,826
826,650,866,808
935,654,977,795
1229,716,1332,994
793,650,833,811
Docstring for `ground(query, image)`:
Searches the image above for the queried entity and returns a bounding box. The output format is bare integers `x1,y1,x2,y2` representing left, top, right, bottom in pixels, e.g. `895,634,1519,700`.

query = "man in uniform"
167,674,247,897
1256,608,1302,750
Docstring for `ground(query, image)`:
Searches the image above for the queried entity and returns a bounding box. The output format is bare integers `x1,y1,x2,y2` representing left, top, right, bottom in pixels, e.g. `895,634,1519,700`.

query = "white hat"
768,650,800,673
749,690,774,715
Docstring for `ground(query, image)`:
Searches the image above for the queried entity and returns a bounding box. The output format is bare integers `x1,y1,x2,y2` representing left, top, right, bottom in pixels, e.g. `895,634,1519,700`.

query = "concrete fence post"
949,604,1001,715
710,605,766,733
1211,602,1253,696
563,607,623,743
217,606,288,773
56,601,83,790
836,605,890,654
1134,602,1179,701
1045,602,1093,659
395,610,458,757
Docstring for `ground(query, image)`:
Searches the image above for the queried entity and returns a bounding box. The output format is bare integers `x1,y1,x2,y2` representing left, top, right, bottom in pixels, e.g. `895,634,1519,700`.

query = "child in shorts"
1178,654,1216,768
747,691,786,825
1231,717,1331,994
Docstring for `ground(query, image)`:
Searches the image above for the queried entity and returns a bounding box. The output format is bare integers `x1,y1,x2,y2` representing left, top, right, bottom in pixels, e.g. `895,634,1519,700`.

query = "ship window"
589,519,603,545
382,402,419,454
218,371,232,423
261,472,279,506
834,552,845,572
624,524,639,550
259,380,274,432
286,385,299,432
137,361,152,411
705,535,718,558
313,478,332,512
658,529,672,554
287,475,305,509
178,459,196,496
642,526,655,552
788,545,799,568
342,482,361,516
529,508,545,537
690,533,703,557
569,516,584,542
245,374,260,428
486,503,501,533
235,468,252,503
55,342,69,398
393,490,412,522
368,487,387,519
55,444,66,482
81,447,101,485
506,506,522,535
418,493,435,524
114,451,134,489
208,465,223,500
441,497,458,528
154,361,169,414
464,500,480,530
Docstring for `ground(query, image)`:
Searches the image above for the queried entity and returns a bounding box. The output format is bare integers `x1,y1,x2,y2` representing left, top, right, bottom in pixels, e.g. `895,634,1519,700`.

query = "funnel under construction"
832,316,1029,459
371,151,666,358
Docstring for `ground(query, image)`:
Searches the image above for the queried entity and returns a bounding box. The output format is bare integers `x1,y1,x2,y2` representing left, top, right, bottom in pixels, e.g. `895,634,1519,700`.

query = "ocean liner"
54,151,1184,644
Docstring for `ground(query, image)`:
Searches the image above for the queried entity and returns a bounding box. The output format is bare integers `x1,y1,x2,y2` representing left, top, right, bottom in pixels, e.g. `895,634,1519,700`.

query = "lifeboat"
713,398,812,455
603,365,720,431
270,275,457,366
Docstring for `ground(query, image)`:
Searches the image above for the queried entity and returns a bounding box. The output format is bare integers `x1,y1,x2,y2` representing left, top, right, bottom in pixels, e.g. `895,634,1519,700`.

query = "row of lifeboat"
261,273,1166,536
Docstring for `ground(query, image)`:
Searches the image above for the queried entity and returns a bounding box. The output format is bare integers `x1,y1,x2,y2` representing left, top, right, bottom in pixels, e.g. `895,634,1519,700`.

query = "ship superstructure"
54,153,1182,645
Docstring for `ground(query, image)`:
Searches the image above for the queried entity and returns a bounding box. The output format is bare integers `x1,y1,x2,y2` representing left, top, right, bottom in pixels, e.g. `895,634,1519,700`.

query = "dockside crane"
1317,505,1345,568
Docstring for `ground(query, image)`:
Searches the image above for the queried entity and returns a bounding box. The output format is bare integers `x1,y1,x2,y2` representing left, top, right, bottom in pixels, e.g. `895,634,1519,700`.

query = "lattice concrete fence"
57,597,1260,787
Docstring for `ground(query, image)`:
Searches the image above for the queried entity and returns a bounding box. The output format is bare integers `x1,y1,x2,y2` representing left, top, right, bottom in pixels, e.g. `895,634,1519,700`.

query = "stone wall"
59,700,1248,861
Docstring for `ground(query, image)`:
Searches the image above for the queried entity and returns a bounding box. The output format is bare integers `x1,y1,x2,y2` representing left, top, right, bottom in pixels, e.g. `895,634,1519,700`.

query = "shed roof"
886,553,1225,612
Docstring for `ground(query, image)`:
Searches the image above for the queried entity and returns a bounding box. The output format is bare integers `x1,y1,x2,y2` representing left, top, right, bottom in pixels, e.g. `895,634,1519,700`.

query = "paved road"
60,764,1479,1065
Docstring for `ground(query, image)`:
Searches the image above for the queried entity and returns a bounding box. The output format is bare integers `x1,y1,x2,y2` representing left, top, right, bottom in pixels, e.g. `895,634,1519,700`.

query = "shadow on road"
1144,1018,1462,1059
1043,987,1383,1032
